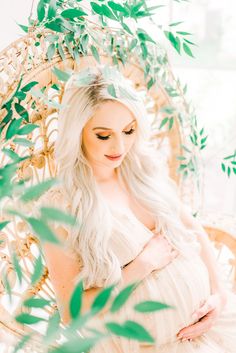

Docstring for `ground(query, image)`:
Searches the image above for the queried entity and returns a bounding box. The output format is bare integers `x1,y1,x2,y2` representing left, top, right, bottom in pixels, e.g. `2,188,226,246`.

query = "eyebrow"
92,119,136,131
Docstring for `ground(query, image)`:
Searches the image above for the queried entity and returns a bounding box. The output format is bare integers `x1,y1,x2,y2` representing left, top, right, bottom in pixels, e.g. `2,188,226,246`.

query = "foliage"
0,0,230,352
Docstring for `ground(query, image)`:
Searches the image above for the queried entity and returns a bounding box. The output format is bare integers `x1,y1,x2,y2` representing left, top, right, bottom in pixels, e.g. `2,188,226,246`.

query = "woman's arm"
179,203,227,297
42,225,152,326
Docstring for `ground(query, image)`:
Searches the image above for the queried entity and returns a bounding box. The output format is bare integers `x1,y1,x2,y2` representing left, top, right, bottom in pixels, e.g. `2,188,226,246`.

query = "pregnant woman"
37,65,236,352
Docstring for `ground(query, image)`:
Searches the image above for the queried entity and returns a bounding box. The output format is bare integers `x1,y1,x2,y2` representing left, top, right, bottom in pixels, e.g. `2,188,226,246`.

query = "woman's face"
82,100,137,173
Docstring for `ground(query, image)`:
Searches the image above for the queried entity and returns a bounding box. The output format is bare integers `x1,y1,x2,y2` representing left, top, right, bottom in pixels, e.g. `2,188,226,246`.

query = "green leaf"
47,0,57,20
91,45,100,63
2,109,13,125
45,34,59,42
105,320,155,343
15,313,46,325
164,31,176,46
44,310,60,345
0,220,10,231
110,282,139,313
16,23,29,33
45,18,64,33
13,138,34,147
51,83,60,90
101,4,117,20
183,42,194,58
91,284,116,314
176,31,192,36
108,1,129,15
224,153,236,160
40,207,77,226
121,22,133,35
17,123,39,135
161,106,175,114
129,38,138,51
61,9,87,19
23,297,51,308
174,36,181,54
164,31,180,54
1,148,22,162
27,217,60,244
90,2,103,15
134,300,172,312
181,144,191,153
37,0,46,22
182,83,188,94
70,280,83,319
47,43,56,61
159,117,169,129
227,166,231,177
183,38,196,46
80,34,89,53
20,179,58,202
140,41,148,60
6,117,24,140
12,252,23,285
200,136,208,144
2,270,12,301
15,103,29,121
147,77,155,90
107,84,117,97
169,21,184,27
12,334,32,353
221,163,225,172
179,164,187,170
52,66,71,82
21,81,38,92
57,43,66,61
137,28,155,43
31,254,44,285
176,155,186,160
168,116,174,130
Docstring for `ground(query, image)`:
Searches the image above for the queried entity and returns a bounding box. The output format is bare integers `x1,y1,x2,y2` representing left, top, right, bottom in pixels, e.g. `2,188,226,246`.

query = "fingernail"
192,313,198,320
181,338,187,342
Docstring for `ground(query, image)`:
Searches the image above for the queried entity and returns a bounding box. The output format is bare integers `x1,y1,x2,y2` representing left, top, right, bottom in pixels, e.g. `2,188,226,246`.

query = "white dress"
35,187,236,352
88,206,236,353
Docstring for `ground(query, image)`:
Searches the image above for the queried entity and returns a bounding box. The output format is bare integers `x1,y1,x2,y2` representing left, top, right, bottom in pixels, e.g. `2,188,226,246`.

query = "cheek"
126,135,136,149
86,135,107,155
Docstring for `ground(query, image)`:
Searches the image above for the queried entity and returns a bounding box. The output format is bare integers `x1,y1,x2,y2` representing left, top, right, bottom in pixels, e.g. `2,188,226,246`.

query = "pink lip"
105,154,122,160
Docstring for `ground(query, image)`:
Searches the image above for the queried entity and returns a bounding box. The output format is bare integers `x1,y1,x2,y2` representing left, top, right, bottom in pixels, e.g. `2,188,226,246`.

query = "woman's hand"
139,234,179,272
177,291,227,342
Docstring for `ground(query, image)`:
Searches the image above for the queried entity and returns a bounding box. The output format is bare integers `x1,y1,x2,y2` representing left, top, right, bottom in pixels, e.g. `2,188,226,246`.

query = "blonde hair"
53,65,200,290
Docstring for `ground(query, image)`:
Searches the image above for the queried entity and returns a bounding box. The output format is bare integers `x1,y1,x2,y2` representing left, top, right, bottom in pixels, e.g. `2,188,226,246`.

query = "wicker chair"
0,29,235,352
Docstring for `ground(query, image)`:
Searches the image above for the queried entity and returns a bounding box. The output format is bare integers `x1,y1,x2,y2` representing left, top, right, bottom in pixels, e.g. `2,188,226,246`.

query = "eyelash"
96,128,136,140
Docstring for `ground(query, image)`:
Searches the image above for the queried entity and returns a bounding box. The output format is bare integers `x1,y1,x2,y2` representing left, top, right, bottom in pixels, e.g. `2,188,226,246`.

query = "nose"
111,135,125,155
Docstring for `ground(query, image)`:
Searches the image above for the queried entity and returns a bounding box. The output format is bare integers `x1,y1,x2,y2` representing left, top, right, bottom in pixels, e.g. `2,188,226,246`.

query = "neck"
94,169,118,184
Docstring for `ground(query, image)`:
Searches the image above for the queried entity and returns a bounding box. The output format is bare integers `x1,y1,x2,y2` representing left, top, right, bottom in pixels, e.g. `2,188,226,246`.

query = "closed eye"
96,128,136,140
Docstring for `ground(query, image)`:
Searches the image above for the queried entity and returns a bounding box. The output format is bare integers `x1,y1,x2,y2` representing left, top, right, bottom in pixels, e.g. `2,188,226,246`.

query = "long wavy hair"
54,65,199,290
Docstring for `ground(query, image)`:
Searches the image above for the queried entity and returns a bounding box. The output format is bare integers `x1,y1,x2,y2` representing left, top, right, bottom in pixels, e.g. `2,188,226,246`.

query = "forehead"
88,100,136,128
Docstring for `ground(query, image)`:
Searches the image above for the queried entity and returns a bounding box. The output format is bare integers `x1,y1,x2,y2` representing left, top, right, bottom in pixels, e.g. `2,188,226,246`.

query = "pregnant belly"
122,254,212,348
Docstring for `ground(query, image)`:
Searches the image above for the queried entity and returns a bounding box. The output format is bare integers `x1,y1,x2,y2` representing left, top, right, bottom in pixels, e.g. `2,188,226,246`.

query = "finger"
177,314,215,340
177,320,207,337
181,334,201,341
192,301,214,320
